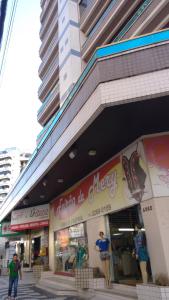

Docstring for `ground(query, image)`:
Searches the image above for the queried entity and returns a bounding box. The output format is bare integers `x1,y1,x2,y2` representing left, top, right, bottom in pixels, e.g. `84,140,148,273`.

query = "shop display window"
54,223,88,274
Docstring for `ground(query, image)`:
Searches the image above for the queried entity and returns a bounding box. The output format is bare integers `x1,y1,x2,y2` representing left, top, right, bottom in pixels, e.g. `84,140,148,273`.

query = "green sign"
0,222,23,237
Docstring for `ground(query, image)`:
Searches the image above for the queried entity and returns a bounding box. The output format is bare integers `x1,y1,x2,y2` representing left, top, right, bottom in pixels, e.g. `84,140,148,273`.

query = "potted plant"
137,273,169,299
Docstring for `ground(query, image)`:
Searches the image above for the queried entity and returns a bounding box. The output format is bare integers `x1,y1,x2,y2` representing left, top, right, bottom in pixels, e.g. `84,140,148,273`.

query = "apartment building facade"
37,0,169,142
0,148,30,205
0,0,169,290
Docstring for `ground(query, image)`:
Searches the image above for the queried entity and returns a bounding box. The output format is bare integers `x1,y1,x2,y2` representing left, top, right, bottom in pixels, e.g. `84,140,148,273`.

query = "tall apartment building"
1,0,169,291
0,148,30,205
37,0,169,142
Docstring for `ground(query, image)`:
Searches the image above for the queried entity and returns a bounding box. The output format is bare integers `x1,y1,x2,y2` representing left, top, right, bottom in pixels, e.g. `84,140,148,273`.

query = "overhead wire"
0,0,18,86
0,0,8,48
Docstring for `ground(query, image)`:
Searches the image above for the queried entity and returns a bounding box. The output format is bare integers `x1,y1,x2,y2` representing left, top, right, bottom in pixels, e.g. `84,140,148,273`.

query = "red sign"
11,220,49,231
11,204,49,231
143,134,169,196
52,156,119,220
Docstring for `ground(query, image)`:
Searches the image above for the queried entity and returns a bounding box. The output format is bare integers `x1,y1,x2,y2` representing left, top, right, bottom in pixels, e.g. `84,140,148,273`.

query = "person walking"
8,253,22,300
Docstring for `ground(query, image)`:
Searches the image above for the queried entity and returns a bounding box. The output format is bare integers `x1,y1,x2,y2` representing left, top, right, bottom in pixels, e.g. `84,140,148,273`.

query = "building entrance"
109,205,151,285
32,236,41,262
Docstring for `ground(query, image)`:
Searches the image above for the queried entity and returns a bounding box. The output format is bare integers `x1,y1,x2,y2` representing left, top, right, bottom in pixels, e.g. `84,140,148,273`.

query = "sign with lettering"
142,205,153,213
11,204,49,231
51,155,142,231
0,222,22,237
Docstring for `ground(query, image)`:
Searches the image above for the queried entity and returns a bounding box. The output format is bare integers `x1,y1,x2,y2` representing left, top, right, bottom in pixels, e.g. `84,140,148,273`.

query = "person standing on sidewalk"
8,253,22,300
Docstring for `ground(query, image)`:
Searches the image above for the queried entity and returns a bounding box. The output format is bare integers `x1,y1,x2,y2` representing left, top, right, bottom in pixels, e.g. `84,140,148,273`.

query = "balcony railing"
80,0,105,31
0,180,10,186
0,166,11,172
82,0,153,61
38,56,59,99
0,162,11,168
0,159,11,165
0,193,8,198
40,0,46,8
83,0,117,47
0,154,12,160
0,185,9,191
37,81,60,120
39,35,59,78
39,12,58,58
80,0,93,18
40,0,58,40
113,0,153,42
0,171,11,177
40,0,54,23
37,113,56,143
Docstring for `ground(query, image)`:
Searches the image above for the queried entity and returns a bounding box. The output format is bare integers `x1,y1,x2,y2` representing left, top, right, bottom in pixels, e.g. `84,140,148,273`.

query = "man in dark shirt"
8,253,22,300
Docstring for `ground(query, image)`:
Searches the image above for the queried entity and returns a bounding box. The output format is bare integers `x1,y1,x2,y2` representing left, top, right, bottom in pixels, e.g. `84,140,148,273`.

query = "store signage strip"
51,140,153,231
0,222,22,237
11,204,49,230
11,220,49,231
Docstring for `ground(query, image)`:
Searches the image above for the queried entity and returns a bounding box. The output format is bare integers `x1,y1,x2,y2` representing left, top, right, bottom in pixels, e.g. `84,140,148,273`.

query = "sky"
0,0,42,153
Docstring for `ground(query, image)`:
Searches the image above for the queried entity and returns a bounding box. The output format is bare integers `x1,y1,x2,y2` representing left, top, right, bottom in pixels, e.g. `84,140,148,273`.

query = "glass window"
54,223,88,274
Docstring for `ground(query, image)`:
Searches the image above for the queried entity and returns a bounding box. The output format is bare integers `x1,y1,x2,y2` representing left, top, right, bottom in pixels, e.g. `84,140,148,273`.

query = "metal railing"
40,0,58,39
39,36,58,77
113,0,153,42
38,81,59,118
82,0,152,50
80,0,95,22
83,0,117,45
40,0,46,8
39,12,58,58
0,160,11,166
40,0,54,23
38,56,59,98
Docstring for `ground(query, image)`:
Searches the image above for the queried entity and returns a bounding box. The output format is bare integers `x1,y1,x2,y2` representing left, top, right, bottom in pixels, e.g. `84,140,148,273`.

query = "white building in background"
0,148,31,205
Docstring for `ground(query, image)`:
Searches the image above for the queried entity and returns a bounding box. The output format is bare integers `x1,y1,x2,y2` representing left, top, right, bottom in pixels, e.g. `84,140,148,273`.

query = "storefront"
54,223,88,274
109,206,152,285
50,137,155,284
0,222,25,263
11,204,49,268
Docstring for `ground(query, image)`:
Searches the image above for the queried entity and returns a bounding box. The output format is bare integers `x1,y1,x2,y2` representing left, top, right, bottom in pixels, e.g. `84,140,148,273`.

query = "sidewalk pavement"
0,271,35,287
0,272,137,300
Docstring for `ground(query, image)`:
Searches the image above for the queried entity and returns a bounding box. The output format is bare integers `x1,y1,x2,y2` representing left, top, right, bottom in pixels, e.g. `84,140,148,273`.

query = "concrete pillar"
86,215,107,273
141,197,169,280
49,226,55,272
58,0,82,105
24,235,30,266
